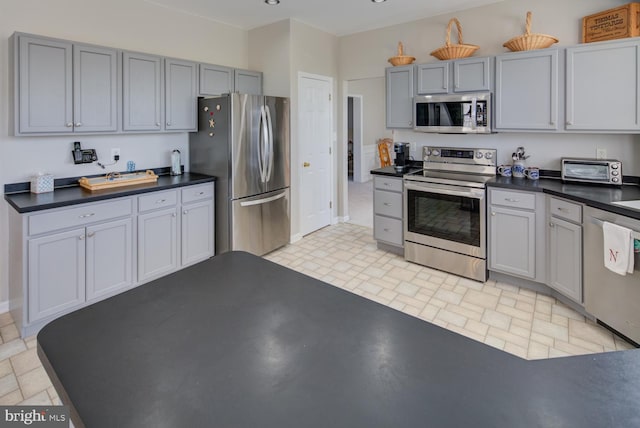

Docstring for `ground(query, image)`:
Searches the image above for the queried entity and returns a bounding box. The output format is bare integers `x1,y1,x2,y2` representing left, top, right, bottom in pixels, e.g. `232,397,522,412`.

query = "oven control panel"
423,147,496,168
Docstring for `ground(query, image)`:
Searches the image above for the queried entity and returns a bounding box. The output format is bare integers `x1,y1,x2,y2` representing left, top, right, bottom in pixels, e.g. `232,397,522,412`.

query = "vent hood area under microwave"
414,92,492,134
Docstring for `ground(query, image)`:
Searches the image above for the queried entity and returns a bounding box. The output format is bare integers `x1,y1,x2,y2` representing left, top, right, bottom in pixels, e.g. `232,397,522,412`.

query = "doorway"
299,72,333,236
346,93,372,228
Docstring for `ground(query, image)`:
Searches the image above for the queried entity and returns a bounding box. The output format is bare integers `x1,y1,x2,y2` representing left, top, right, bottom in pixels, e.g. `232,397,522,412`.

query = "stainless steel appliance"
414,92,492,133
584,206,640,345
403,146,496,281
561,158,623,185
393,142,411,173
190,94,290,256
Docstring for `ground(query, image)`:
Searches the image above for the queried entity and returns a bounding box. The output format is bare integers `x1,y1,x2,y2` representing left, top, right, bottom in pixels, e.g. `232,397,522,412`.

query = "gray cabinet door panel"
548,217,582,303
181,200,214,267
138,208,178,283
416,63,449,94
454,57,491,92
18,36,73,133
200,63,233,96
86,218,133,302
73,44,118,132
489,206,536,279
234,69,263,95
386,65,414,128
566,40,640,131
123,52,162,131
166,59,197,131
495,50,558,130
28,228,85,322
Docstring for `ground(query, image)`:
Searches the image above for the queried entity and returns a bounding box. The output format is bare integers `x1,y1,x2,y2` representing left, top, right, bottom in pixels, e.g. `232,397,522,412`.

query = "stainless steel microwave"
561,158,623,185
414,92,492,133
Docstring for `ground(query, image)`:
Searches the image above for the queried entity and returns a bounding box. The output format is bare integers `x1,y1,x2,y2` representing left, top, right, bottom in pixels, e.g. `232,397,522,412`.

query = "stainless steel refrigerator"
189,94,290,256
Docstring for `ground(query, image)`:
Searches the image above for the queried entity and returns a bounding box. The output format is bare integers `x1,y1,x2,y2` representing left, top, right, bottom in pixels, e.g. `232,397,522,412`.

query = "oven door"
404,181,486,258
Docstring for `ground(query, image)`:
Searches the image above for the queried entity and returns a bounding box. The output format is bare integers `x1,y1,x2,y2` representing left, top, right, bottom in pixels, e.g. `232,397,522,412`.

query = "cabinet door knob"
78,235,85,240
183,210,188,215
303,162,310,167
172,213,176,217
87,232,95,237
75,122,82,127
167,122,171,126
66,122,73,127
549,222,555,227
156,122,161,127
383,202,391,207
491,212,496,216
566,120,573,126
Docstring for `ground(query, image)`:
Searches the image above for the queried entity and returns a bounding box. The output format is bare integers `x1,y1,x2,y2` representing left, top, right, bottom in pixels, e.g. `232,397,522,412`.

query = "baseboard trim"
0,301,10,315
290,233,303,243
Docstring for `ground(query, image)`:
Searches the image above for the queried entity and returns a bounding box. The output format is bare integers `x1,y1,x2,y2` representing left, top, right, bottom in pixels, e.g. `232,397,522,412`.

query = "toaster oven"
561,158,622,185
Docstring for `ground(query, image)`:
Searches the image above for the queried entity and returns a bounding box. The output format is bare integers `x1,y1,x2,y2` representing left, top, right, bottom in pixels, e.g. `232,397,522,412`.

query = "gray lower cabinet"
566,38,640,131
386,65,414,128
123,51,162,131
234,69,263,95
14,34,117,134
488,188,545,281
199,63,234,96
373,176,403,249
165,58,197,131
547,197,583,303
495,49,559,130
9,183,215,337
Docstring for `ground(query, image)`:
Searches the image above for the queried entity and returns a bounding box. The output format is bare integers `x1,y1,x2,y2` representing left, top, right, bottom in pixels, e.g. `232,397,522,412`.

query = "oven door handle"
404,181,484,199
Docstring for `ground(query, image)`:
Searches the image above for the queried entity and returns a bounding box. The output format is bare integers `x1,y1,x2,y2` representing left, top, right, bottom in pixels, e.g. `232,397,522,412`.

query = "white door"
299,73,333,236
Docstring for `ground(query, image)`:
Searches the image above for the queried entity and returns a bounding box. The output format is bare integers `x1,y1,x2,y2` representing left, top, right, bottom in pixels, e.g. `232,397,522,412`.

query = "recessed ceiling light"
265,0,280,4
371,0,387,3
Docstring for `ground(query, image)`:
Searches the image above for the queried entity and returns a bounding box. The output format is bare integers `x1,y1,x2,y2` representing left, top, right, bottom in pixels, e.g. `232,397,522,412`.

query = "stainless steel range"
403,146,496,282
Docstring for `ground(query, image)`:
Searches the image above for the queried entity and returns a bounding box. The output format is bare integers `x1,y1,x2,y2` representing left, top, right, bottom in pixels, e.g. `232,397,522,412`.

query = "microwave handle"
471,98,477,130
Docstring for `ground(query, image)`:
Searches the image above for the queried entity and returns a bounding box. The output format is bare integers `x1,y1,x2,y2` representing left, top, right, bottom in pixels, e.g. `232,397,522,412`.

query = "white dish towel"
603,221,634,275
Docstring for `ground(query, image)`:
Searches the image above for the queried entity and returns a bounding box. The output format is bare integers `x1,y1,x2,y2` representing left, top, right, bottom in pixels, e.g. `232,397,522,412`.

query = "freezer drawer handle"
240,192,286,207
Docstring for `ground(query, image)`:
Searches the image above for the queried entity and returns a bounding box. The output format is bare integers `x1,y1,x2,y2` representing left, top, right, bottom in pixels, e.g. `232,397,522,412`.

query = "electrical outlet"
111,148,120,160
596,148,607,160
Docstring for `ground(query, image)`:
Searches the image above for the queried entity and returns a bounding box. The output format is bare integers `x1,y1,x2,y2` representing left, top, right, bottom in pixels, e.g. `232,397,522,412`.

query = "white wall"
0,0,249,304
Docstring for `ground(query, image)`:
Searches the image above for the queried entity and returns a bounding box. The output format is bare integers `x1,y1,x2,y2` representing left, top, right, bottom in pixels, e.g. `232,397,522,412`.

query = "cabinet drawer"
374,190,403,218
138,190,178,213
490,189,535,210
28,198,132,236
374,176,403,192
181,183,214,204
549,197,582,223
374,215,403,246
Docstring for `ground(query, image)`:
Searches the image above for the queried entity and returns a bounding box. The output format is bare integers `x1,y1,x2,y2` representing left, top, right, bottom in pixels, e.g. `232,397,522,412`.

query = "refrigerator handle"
265,105,274,182
258,106,267,183
239,191,286,207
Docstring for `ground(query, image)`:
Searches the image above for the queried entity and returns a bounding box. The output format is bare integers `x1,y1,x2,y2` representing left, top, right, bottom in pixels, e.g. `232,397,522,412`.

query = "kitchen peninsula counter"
4,171,216,213
38,251,640,428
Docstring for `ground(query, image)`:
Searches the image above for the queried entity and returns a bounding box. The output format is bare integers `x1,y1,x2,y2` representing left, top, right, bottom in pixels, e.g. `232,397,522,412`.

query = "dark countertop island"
4,171,216,213
38,252,640,428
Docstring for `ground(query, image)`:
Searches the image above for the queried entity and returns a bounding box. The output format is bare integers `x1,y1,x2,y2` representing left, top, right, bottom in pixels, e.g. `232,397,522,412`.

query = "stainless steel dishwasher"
584,206,640,345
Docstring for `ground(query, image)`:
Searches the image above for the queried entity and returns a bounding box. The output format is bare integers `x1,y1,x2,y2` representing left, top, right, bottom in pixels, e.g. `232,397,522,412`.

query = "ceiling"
143,0,505,37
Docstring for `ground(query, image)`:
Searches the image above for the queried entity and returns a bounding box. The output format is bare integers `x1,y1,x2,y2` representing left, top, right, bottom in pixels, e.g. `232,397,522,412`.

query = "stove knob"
476,152,484,159
484,152,493,159
431,149,440,157
424,149,432,156
612,177,620,183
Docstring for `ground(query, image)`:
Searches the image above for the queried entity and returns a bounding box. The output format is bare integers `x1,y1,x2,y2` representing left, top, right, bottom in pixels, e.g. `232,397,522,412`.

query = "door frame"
297,72,335,237
348,95,364,183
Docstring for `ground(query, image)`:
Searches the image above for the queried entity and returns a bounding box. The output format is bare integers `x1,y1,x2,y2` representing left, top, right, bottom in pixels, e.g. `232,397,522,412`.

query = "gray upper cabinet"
453,57,491,92
416,57,491,95
199,63,234,96
386,65,414,128
17,36,73,134
165,58,197,131
15,35,118,135
123,52,162,131
234,69,263,95
495,49,559,131
416,62,449,94
566,39,640,131
73,44,118,133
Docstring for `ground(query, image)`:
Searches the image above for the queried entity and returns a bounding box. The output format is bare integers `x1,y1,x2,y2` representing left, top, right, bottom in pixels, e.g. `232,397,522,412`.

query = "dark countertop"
370,162,423,178
488,176,640,220
38,251,640,428
4,172,216,213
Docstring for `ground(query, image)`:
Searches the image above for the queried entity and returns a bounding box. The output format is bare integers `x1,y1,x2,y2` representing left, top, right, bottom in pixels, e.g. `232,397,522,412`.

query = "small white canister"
30,173,54,194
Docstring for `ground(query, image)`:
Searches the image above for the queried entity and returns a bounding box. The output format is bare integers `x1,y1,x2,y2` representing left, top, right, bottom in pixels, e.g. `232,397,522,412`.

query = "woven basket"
503,11,558,52
430,18,479,60
388,41,416,66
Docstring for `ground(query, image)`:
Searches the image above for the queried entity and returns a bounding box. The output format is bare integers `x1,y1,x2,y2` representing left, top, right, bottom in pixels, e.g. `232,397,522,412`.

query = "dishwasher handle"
591,217,640,240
